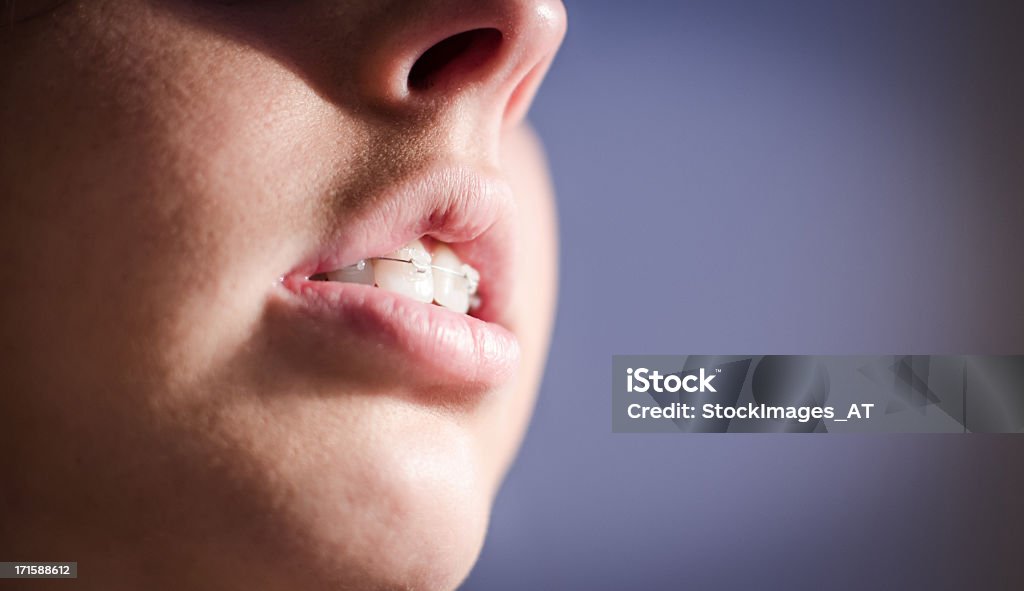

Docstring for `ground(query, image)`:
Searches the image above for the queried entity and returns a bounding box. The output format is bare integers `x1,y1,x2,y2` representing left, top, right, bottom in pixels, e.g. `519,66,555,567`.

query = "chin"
224,400,495,591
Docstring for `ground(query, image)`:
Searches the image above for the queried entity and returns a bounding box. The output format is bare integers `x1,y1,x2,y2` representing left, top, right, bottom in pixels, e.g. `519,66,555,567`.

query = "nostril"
408,28,503,92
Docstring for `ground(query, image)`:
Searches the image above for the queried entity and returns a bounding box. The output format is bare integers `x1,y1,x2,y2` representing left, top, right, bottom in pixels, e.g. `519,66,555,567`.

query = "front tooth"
431,244,470,313
325,259,375,285
372,239,434,303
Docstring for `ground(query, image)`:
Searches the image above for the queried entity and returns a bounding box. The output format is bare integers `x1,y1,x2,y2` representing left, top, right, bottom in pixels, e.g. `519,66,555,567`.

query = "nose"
358,0,567,127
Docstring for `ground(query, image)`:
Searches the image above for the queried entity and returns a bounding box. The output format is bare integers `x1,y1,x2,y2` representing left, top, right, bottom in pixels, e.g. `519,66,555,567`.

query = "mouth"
274,166,520,393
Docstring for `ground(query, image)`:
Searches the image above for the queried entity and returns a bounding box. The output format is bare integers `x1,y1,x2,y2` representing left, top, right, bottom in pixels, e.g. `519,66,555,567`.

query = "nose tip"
360,0,566,125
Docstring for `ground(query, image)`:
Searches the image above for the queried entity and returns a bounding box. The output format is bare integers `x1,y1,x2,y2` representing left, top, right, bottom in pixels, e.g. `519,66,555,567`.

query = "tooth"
325,259,375,285
431,244,470,313
372,239,434,303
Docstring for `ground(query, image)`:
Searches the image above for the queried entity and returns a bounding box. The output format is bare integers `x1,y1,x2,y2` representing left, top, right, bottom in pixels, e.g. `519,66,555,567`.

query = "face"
0,1,564,589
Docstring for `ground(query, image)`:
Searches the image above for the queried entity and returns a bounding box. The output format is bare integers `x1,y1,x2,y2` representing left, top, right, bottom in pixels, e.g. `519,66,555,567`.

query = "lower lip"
275,276,520,393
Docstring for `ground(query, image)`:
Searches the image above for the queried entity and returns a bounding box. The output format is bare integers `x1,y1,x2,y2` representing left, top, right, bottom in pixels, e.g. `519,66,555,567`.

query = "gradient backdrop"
463,1,1024,589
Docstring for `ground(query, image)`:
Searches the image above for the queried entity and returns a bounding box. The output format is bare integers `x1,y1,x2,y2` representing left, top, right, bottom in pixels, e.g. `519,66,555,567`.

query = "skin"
0,1,565,589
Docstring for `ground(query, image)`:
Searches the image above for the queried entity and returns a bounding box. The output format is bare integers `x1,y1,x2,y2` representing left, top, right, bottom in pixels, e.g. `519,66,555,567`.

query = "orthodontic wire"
358,256,480,294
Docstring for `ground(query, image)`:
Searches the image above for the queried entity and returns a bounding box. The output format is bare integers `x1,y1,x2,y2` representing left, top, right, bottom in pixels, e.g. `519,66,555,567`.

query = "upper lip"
286,165,517,325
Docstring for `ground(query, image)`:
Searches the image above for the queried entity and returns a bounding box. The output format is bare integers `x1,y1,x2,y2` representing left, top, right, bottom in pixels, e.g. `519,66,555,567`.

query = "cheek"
4,22,352,393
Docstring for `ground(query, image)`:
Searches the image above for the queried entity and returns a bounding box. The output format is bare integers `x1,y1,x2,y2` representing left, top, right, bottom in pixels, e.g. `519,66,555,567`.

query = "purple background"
464,1,1024,589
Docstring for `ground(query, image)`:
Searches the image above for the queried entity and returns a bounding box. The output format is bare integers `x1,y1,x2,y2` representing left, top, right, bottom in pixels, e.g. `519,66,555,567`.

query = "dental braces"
336,257,481,308
373,257,480,293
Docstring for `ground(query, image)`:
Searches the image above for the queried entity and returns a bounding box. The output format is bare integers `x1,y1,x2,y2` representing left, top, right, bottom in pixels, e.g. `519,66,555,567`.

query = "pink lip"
273,165,520,395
